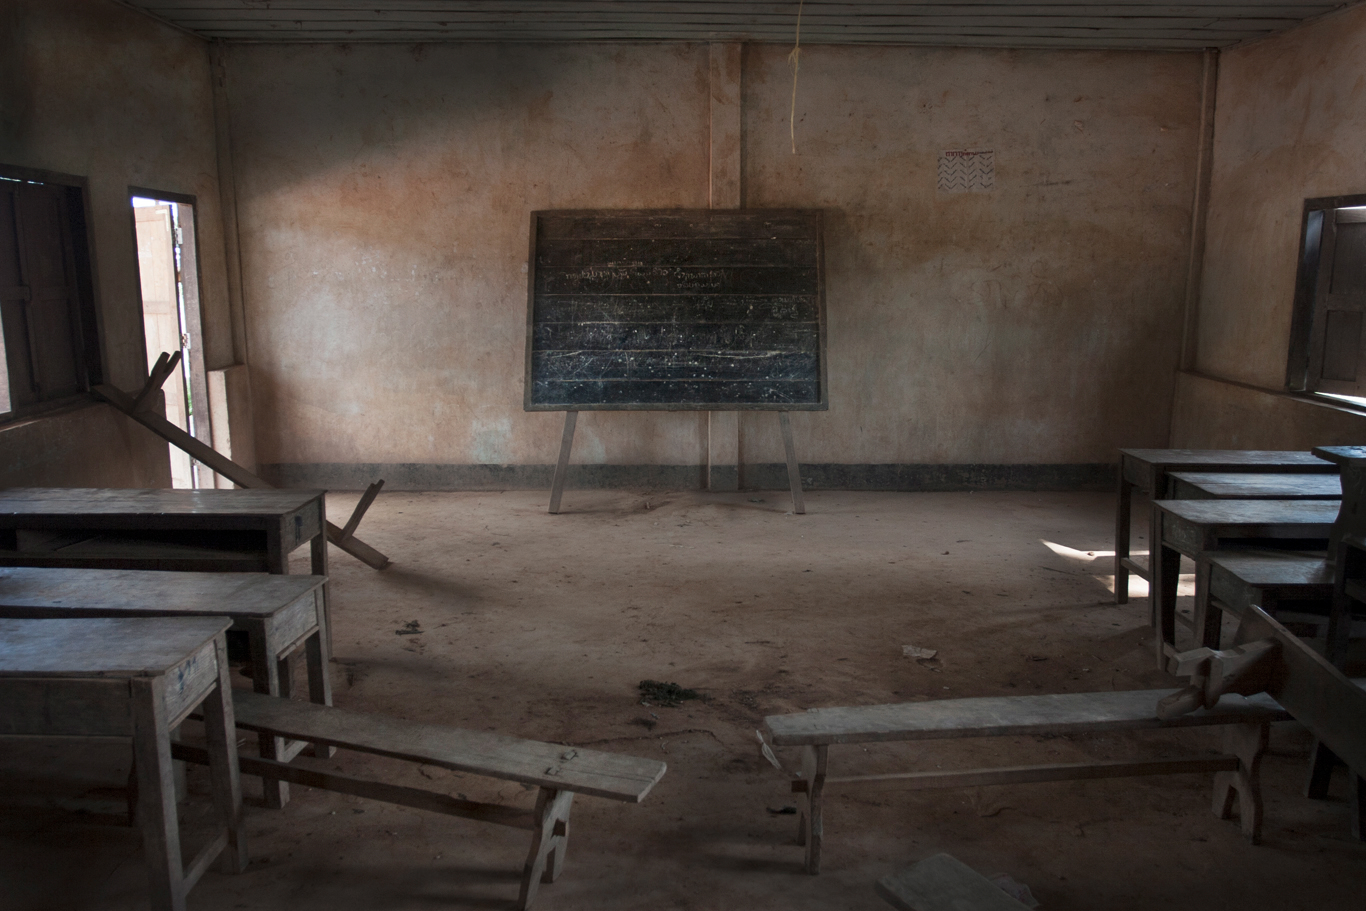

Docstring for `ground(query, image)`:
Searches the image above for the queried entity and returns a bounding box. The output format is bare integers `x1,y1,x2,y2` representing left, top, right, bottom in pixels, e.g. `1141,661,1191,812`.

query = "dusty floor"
3,489,1365,910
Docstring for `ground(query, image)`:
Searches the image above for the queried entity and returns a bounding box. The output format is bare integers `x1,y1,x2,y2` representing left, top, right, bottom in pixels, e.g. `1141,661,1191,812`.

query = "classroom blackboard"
524,209,827,411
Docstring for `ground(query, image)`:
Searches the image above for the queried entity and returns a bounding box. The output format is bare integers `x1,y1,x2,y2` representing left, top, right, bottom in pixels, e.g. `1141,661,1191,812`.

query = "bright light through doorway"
132,194,209,488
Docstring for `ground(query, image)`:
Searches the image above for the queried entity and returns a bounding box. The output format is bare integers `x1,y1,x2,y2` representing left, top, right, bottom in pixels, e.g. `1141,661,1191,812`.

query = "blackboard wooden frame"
524,208,828,412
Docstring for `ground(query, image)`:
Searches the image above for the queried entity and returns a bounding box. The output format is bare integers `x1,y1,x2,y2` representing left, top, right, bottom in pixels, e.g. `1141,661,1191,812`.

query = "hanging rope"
788,0,804,154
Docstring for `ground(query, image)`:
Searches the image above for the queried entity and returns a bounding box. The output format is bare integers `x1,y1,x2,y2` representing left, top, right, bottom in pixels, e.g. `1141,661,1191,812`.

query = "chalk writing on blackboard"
525,210,827,411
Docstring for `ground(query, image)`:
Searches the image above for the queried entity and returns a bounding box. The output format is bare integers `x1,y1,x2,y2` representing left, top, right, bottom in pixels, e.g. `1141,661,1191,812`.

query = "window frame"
0,163,103,423
1287,191,1366,396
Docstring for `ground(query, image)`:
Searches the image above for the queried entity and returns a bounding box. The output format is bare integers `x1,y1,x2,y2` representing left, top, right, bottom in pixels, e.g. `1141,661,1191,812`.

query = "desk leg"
204,635,248,873
130,675,187,911
1152,541,1182,671
305,620,336,757
1193,557,1221,649
1115,464,1131,604
248,626,290,809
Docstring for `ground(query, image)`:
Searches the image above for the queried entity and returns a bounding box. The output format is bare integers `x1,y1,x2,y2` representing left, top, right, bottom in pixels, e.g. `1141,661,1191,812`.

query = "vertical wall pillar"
708,42,742,491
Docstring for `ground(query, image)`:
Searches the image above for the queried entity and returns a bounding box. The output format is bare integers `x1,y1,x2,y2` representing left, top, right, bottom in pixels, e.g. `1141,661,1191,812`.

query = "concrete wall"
226,42,1204,489
1173,3,1366,449
0,0,233,488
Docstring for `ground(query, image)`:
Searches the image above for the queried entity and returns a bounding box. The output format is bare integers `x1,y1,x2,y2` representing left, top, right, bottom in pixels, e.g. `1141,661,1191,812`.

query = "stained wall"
1172,3,1366,448
226,42,1205,488
0,0,233,486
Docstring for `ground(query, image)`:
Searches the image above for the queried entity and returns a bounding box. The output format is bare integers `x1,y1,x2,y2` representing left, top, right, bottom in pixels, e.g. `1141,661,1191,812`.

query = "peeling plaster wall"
227,42,1202,487
0,0,229,486
1174,3,1366,448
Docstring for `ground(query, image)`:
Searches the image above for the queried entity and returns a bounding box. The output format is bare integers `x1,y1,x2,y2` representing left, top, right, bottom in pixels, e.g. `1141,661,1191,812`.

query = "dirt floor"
3,489,1365,910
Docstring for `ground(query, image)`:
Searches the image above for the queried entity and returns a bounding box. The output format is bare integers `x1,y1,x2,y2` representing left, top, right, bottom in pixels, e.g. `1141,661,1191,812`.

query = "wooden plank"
877,853,1033,911
811,756,1240,790
172,743,538,829
0,616,230,677
1154,498,1340,535
0,567,324,618
525,210,826,412
1167,471,1342,499
764,688,1290,746
0,484,320,517
1205,550,1333,591
229,690,667,803
1241,605,1366,774
338,479,383,542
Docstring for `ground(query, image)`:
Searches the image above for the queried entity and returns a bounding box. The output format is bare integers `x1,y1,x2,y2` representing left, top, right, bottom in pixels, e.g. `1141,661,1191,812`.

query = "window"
0,166,101,418
1287,193,1366,401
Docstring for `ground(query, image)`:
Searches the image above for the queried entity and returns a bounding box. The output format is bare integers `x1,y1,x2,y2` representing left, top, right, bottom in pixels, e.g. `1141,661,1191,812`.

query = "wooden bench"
763,688,1293,873
877,854,1033,911
178,691,666,910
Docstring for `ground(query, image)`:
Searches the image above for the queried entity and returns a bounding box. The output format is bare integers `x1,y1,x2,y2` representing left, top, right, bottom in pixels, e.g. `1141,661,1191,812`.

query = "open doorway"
131,191,211,488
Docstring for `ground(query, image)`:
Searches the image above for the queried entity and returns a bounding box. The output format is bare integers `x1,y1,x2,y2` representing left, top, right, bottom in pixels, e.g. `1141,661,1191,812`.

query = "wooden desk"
1167,472,1342,501
0,616,247,911
0,488,331,649
0,567,331,808
1114,450,1333,604
1151,499,1339,669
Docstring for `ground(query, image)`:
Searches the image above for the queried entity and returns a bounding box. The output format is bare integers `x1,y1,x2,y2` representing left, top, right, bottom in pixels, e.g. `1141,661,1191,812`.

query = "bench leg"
797,745,827,874
1212,722,1267,844
517,787,573,911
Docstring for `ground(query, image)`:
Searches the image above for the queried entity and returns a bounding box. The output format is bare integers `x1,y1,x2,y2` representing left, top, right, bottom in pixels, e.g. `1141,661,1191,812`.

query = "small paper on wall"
938,150,995,193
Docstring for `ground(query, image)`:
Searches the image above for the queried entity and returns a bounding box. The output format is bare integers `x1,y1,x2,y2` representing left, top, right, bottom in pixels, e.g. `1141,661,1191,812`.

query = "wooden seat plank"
1167,471,1342,500
230,690,665,803
765,688,1289,747
0,567,322,617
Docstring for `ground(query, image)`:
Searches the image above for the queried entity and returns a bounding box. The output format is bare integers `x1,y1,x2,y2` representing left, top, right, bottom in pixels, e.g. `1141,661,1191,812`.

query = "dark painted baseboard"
258,462,1115,492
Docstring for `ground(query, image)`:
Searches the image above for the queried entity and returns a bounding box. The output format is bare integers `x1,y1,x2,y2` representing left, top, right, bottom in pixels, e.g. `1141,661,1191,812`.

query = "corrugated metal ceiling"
119,1,1348,49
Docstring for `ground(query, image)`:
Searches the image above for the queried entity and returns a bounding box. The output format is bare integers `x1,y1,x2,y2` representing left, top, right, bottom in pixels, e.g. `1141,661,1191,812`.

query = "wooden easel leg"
517,788,574,910
549,412,577,515
778,412,806,515
798,744,826,874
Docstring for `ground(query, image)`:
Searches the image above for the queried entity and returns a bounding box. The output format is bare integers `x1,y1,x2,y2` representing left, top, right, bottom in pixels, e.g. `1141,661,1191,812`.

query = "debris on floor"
902,644,938,660
766,805,798,815
638,679,699,707
395,620,422,636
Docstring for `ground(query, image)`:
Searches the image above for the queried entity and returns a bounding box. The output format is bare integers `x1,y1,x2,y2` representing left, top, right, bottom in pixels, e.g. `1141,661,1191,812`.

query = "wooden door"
135,204,193,488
